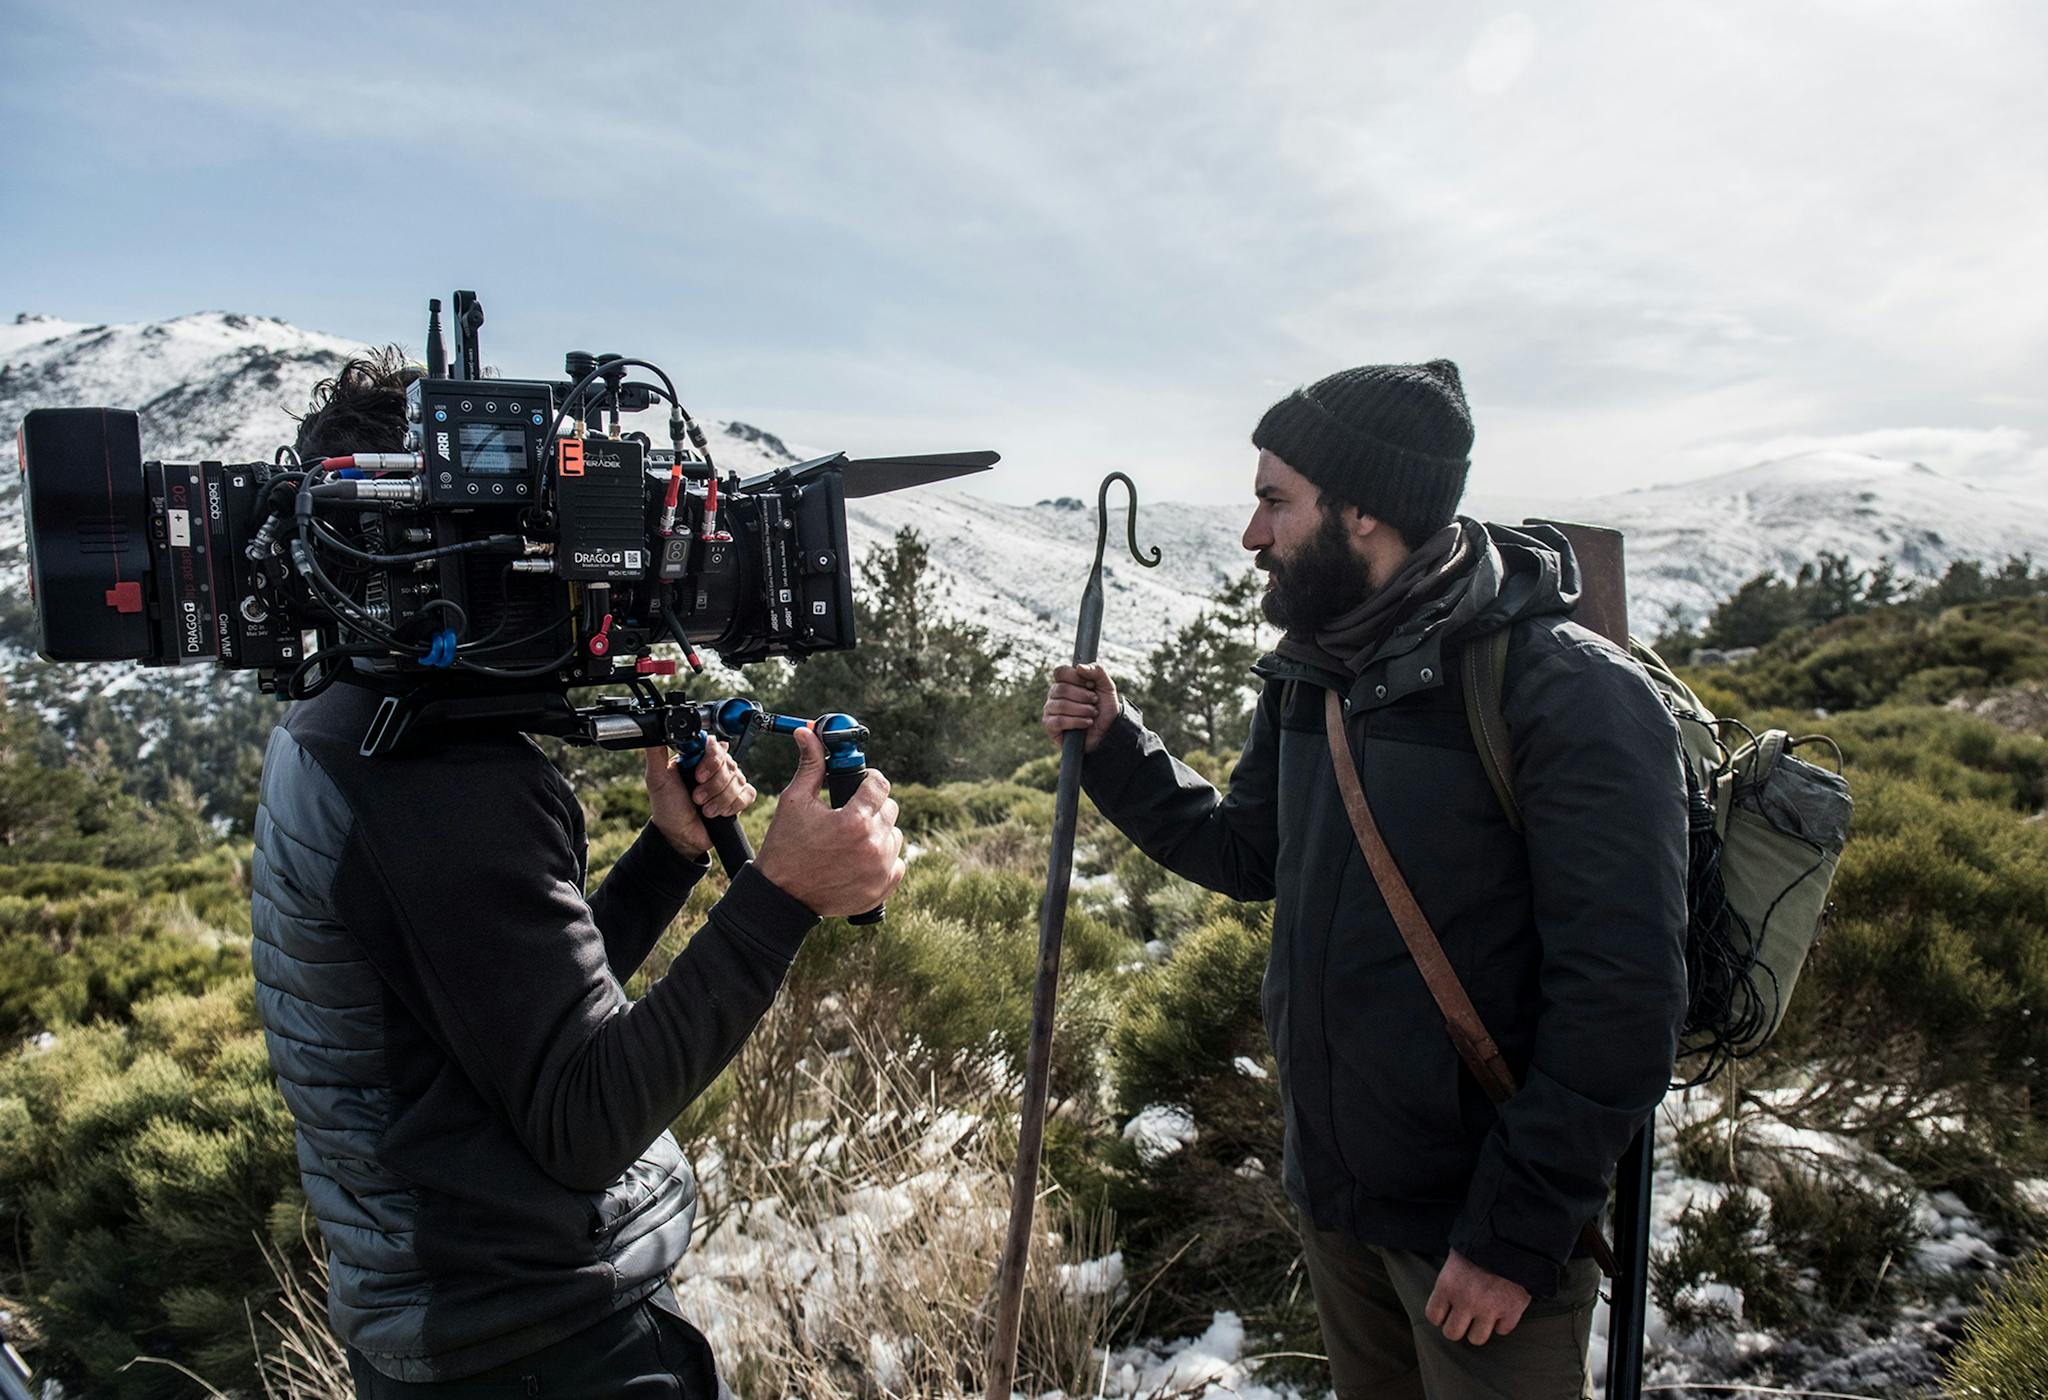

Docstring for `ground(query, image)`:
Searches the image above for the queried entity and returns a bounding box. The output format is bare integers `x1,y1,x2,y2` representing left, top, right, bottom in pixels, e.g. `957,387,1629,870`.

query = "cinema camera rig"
18,291,993,898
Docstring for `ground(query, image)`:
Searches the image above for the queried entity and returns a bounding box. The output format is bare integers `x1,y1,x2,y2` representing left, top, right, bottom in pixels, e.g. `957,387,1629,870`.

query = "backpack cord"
1672,755,1780,1089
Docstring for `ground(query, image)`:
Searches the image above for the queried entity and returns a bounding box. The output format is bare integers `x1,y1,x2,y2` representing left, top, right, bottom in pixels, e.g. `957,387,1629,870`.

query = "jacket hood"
1460,518,1582,635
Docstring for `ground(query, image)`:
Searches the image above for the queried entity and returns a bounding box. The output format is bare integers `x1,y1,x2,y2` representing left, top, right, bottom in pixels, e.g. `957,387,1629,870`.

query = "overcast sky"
3,0,2043,505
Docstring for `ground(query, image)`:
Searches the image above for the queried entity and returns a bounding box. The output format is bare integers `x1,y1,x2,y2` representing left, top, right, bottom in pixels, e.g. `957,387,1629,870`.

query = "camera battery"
556,437,648,581
146,462,219,664
206,465,297,668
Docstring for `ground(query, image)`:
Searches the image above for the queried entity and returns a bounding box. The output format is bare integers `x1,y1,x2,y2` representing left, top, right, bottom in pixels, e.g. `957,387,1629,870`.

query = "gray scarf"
1275,520,1473,678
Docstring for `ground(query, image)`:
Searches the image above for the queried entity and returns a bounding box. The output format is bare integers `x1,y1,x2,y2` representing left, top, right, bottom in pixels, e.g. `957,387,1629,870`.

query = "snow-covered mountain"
6,310,2047,677
1520,451,2048,630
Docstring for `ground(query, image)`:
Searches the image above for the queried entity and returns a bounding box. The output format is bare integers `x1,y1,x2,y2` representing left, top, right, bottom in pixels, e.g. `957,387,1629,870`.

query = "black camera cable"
540,358,712,487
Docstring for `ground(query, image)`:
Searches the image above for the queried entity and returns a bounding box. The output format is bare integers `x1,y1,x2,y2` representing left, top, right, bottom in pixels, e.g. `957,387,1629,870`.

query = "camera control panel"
411,378,556,506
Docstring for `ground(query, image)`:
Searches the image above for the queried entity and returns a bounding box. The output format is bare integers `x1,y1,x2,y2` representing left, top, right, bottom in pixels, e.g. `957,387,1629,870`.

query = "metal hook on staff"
985,470,1157,1400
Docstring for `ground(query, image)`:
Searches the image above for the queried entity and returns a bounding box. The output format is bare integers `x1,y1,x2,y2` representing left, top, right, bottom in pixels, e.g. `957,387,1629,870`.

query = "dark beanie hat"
1251,360,1473,542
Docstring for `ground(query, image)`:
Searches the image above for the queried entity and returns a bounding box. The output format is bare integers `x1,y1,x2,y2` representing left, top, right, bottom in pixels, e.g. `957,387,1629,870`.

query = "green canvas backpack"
1459,629,1854,1085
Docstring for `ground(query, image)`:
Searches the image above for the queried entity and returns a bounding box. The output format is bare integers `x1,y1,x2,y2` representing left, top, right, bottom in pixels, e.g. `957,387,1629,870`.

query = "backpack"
1458,628,1854,1086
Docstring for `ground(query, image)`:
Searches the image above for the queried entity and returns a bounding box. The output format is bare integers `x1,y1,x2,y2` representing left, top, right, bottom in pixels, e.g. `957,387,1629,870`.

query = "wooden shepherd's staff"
985,473,1157,1400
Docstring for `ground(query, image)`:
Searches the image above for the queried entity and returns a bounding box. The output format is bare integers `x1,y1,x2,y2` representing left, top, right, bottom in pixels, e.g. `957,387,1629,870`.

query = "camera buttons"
491,483,504,495
532,412,544,425
467,483,480,495
509,403,520,414
484,401,497,413
433,408,448,422
460,400,472,412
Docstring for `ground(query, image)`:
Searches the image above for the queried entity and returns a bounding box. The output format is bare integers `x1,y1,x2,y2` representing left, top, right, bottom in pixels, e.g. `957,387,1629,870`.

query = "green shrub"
1112,913,1270,1116
1653,1162,1921,1337
135,847,253,936
1009,754,1061,792
0,863,134,899
593,774,651,829
1945,1248,2048,1399
893,783,972,837
1765,1162,1922,1318
0,982,302,1397
1879,1118,2048,1239
1770,766,2048,1115
1784,705,2048,812
962,782,1055,828
842,855,1126,1101
1653,1187,1780,1331
0,881,248,1042
1105,912,1298,1344
1702,597,2048,715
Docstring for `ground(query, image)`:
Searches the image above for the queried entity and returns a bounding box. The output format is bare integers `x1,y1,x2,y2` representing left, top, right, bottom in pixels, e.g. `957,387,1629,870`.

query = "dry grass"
249,1230,351,1400
680,1020,1118,1399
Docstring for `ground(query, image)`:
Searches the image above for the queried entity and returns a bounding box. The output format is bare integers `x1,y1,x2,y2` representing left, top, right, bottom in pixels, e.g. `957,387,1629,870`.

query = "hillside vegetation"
0,538,2044,1398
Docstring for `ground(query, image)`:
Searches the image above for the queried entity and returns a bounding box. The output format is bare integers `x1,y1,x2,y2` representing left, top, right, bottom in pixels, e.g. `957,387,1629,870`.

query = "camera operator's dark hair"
293,348,418,460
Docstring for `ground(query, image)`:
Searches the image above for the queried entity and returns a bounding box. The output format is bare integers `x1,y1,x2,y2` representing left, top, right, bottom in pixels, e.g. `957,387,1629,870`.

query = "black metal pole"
1531,519,1653,1400
1607,1125,1653,1400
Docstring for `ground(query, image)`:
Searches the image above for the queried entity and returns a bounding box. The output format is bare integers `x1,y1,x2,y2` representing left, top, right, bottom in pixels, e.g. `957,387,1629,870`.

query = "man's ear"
1343,506,1382,547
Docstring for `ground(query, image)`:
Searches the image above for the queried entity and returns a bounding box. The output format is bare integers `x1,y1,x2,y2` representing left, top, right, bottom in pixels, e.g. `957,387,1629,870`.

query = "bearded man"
1042,361,1687,1400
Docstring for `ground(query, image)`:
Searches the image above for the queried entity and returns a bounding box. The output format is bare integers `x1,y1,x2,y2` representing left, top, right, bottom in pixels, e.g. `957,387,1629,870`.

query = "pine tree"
1701,572,1805,649
755,528,1039,786
1130,572,1265,756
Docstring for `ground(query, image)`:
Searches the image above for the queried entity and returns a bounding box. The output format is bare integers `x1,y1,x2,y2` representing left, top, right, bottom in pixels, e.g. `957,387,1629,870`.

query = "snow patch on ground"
1122,1104,1198,1167
1097,1311,1296,1400
1060,1252,1126,1298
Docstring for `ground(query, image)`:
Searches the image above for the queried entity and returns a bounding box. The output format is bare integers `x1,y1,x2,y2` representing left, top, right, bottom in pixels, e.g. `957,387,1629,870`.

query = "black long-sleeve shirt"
251,679,816,1378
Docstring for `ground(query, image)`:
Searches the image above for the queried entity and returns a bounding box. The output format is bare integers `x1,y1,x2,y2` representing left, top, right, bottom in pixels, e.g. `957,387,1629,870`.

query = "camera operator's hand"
752,725,906,918
1043,664,1121,753
647,738,756,861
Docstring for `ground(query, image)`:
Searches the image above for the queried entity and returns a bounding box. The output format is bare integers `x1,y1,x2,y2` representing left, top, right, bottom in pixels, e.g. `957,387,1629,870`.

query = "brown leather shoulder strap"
1324,688,1518,1104
1323,687,1617,1276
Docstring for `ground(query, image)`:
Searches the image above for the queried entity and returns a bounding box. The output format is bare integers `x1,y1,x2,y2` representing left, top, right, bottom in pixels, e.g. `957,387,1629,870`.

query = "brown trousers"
1297,1215,1601,1400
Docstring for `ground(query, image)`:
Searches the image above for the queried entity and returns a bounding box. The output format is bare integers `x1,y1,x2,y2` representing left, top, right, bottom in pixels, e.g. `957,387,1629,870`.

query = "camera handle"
700,702,885,926
666,728,757,877
817,712,885,927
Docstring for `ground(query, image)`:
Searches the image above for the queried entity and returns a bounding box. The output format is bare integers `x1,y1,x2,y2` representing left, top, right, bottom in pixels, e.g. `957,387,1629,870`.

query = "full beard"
1257,508,1373,635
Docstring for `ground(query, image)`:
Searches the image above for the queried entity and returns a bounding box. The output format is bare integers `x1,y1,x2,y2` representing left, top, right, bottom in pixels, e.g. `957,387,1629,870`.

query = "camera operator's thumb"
785,722,828,798
753,725,906,919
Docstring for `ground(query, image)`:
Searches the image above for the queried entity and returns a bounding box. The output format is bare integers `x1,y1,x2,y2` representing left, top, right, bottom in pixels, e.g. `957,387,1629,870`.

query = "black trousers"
346,1291,724,1399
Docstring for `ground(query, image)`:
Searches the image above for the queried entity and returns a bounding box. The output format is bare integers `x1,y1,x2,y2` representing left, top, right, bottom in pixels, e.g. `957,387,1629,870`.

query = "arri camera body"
17,290,995,759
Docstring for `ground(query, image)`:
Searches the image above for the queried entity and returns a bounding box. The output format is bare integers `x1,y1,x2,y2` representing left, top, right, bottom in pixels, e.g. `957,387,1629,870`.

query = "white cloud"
1668,425,2048,494
3,0,2043,506
1465,13,1539,96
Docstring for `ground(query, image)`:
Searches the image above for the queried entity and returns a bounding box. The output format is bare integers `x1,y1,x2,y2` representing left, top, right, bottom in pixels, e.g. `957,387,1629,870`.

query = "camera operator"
1043,362,1686,1400
251,355,907,1396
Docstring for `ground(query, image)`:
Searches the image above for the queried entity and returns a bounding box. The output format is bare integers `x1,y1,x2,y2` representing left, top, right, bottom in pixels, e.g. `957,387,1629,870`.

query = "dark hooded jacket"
1082,521,1688,1297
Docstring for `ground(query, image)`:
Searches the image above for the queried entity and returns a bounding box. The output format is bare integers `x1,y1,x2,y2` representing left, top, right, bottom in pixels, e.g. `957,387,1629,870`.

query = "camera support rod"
986,473,1159,1400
